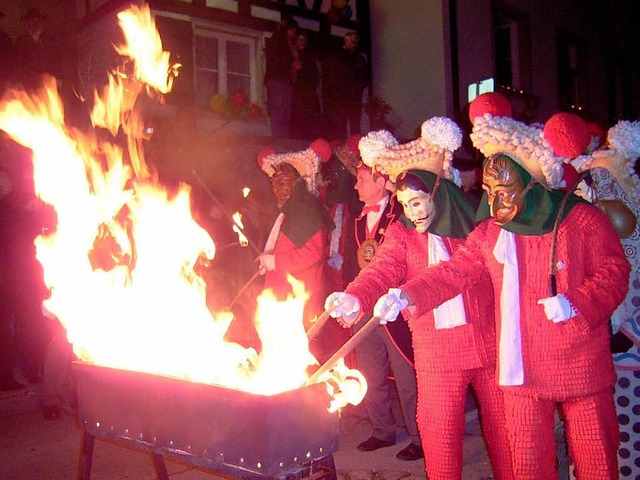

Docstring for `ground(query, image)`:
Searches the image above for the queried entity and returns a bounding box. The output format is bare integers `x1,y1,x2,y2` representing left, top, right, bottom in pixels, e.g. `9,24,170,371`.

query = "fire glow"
0,4,365,407
232,211,249,246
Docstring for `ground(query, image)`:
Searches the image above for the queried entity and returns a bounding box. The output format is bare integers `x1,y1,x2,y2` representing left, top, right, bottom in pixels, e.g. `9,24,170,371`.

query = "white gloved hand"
537,294,576,323
258,253,276,274
374,288,409,325
324,292,361,324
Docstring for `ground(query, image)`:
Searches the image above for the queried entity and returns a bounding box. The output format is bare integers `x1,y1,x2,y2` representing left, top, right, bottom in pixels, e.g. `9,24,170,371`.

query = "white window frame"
193,25,261,106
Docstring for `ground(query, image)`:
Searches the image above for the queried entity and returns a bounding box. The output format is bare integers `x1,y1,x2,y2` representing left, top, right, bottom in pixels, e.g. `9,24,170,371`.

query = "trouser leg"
355,327,396,441
416,369,467,480
472,368,514,480
560,389,619,480
384,330,419,444
503,392,558,479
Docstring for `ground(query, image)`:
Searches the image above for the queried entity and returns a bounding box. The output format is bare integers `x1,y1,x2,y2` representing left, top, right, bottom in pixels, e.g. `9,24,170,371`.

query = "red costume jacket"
403,202,630,398
265,228,326,311
346,221,496,373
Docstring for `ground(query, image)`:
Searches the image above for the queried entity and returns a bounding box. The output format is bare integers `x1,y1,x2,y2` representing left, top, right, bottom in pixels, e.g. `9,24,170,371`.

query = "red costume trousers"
417,368,514,480
503,389,619,479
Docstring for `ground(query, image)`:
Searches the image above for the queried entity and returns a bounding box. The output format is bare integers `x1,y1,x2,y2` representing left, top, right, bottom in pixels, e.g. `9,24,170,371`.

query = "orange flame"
231,211,249,246
0,4,365,407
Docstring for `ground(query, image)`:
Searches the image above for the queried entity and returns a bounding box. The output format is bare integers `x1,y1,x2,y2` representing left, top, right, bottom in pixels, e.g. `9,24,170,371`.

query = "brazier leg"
152,452,170,480
77,431,95,480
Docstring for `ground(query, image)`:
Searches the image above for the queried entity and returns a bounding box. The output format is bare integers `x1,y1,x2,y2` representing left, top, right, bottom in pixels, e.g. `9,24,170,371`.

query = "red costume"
403,202,629,479
346,220,513,480
264,226,327,321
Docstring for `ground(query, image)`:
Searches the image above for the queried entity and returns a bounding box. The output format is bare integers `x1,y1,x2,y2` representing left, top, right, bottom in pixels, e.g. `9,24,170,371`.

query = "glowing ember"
232,211,249,246
0,3,365,408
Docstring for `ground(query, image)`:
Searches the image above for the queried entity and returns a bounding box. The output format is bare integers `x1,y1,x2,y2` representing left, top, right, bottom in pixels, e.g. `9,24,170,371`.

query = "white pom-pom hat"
569,120,640,205
469,93,591,189
357,117,464,185
257,139,332,193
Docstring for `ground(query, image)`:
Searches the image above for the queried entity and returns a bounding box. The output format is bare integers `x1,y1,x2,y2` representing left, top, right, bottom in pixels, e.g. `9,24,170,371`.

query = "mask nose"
489,194,501,217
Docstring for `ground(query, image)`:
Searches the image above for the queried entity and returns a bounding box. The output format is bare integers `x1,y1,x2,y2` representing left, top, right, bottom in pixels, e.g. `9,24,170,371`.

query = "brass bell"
596,199,637,238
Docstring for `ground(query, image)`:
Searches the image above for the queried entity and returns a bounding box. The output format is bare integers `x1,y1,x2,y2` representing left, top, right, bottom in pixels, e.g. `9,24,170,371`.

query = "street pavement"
0,382,495,480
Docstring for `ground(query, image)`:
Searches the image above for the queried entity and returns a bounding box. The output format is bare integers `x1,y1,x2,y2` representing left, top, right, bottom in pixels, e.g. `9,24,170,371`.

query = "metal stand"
76,430,337,480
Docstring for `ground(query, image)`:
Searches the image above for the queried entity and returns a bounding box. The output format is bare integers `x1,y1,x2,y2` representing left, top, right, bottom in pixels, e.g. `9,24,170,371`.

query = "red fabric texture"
345,222,513,479
403,202,629,478
347,224,496,372
264,229,327,324
543,112,591,158
405,202,629,397
468,92,512,123
503,389,619,479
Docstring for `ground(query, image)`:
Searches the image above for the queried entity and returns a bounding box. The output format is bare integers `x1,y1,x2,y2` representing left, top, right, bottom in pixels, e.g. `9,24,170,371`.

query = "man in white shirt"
344,164,422,461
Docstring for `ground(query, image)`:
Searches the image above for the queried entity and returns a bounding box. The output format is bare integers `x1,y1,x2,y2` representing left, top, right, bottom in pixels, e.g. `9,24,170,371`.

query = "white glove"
374,288,409,325
258,253,276,274
324,292,361,324
537,294,576,323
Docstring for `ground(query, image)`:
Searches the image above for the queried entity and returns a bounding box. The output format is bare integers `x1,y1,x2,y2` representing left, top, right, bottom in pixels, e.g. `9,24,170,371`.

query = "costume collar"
398,169,476,239
280,181,334,247
475,156,584,235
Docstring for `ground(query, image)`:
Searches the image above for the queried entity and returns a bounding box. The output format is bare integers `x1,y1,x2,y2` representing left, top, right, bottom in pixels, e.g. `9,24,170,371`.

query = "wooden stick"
306,308,334,340
227,270,262,310
191,171,262,255
305,314,381,385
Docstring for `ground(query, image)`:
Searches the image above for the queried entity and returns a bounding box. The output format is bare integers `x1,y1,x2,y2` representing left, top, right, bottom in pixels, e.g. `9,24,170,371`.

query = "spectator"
264,17,299,138
321,136,361,293
0,137,55,388
326,130,422,462
297,0,323,10
13,8,60,91
322,31,370,140
291,31,322,140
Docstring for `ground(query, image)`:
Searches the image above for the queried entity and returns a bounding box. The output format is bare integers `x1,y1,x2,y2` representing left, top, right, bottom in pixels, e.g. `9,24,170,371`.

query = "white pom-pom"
420,117,463,152
359,130,399,166
608,120,640,160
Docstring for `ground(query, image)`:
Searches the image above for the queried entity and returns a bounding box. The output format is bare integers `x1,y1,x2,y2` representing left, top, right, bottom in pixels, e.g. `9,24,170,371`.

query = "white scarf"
328,204,344,258
492,229,524,386
264,213,285,253
428,233,467,329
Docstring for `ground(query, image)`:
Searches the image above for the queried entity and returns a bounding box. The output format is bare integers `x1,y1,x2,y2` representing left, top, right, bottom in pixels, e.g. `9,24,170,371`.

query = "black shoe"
357,436,395,452
396,443,424,461
42,405,61,421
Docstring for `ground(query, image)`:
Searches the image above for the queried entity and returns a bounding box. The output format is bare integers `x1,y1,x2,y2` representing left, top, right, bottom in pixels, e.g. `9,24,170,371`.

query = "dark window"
493,6,532,93
556,30,588,113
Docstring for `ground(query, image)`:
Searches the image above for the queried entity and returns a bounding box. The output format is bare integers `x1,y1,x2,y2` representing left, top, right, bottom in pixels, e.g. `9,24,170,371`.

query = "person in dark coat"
264,17,298,138
322,31,370,140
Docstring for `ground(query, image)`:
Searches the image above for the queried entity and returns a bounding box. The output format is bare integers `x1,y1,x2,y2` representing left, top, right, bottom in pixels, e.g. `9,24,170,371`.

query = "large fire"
0,4,364,410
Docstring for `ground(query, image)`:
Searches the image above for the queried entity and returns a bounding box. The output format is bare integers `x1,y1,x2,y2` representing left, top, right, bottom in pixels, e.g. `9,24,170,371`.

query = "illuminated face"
355,168,386,205
396,187,436,233
271,163,299,208
481,156,524,226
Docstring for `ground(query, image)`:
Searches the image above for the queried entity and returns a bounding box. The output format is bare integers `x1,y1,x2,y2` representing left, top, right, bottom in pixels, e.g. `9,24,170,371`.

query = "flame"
0,3,365,407
242,187,250,198
231,211,249,246
319,359,367,413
